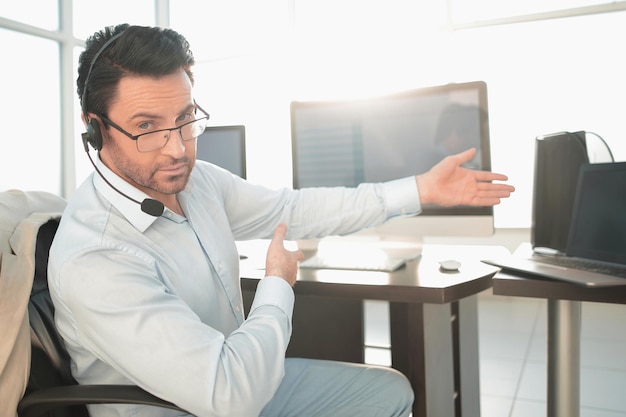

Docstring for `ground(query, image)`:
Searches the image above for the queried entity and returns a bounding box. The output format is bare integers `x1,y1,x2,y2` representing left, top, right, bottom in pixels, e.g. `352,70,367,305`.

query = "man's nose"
161,129,186,156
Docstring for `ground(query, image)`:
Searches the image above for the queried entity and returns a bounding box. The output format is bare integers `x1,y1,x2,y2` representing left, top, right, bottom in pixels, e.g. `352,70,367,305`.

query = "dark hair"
77,24,196,117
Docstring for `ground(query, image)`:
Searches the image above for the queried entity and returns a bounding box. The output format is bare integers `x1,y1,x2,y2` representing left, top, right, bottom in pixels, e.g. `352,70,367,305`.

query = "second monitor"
197,125,247,179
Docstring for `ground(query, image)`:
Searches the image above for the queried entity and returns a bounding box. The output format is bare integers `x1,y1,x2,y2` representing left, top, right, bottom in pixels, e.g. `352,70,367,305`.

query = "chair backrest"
25,218,88,417
0,190,67,417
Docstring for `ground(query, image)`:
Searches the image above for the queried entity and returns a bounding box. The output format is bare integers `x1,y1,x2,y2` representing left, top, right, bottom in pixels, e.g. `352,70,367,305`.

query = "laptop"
483,161,626,287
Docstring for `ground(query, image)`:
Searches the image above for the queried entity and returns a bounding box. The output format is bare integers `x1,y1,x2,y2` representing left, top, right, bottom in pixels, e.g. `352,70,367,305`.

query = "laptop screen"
567,162,626,264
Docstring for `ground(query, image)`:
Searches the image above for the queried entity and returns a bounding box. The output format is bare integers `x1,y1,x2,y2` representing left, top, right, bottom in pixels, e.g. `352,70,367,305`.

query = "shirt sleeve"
196,164,422,242
380,176,421,219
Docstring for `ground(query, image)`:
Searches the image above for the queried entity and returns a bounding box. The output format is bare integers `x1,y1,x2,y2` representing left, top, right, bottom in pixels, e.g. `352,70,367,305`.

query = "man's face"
98,69,197,203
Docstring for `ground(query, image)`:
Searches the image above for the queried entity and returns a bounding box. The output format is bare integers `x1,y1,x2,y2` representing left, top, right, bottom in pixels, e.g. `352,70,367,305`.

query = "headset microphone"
80,28,165,217
140,199,166,217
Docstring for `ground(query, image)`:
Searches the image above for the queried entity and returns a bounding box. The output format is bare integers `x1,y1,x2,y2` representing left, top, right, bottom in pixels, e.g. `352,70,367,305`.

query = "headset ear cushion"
87,118,103,151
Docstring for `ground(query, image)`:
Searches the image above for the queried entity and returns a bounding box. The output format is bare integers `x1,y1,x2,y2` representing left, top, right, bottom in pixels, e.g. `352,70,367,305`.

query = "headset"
81,31,124,152
80,29,165,217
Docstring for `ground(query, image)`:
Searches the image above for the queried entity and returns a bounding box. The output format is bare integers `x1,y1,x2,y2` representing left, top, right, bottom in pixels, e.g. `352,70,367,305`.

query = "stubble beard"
107,141,194,197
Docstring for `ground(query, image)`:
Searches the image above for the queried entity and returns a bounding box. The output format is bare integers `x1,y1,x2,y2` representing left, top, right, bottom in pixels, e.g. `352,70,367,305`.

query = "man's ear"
81,112,89,128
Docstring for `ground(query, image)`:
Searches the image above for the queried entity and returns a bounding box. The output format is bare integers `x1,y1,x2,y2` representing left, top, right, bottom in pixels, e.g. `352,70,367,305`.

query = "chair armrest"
18,384,187,417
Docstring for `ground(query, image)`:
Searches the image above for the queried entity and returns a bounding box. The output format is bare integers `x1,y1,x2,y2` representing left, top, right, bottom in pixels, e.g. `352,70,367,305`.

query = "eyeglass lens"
137,119,207,152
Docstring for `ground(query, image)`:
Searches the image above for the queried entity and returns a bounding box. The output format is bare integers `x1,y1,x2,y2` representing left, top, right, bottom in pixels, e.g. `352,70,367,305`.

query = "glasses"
99,104,210,152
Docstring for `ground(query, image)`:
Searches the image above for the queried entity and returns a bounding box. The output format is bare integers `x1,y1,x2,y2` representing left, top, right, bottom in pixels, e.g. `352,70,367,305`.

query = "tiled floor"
477,289,626,417
363,291,626,417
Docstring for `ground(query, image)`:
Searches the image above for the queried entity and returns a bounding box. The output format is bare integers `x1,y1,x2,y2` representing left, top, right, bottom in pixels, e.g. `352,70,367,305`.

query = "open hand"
416,148,515,207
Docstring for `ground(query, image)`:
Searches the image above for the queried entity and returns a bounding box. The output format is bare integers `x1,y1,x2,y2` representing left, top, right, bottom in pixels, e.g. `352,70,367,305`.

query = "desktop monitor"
290,81,494,245
197,125,247,179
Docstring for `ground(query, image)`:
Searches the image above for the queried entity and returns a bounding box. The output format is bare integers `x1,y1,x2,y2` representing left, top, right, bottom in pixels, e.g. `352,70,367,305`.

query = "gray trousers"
260,358,414,417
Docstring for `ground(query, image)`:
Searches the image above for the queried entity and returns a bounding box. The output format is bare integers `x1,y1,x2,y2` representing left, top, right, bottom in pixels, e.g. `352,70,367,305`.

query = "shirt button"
235,306,241,312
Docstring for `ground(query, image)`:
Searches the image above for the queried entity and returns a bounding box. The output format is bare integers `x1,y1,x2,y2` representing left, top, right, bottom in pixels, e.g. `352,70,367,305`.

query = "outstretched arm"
415,148,515,207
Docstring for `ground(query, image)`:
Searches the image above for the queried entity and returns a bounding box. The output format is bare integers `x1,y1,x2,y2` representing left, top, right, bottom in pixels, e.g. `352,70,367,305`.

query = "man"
49,24,514,417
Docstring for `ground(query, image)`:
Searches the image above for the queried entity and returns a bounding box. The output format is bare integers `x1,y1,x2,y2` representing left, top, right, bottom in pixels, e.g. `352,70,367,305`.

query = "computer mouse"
439,259,462,272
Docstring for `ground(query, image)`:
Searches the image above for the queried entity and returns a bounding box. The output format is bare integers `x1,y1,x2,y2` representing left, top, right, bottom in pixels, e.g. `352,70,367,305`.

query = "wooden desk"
492,269,626,417
238,241,506,417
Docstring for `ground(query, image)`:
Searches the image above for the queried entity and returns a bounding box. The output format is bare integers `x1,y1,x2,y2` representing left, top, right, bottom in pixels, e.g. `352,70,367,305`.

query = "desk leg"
390,302,458,417
547,299,582,417
456,296,481,417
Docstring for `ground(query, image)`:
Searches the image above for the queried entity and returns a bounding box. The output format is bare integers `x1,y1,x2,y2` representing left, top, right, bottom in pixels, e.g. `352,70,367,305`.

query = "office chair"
17,217,189,417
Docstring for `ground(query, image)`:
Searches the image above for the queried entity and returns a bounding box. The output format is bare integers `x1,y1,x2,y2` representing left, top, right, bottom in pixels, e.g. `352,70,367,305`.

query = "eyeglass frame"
96,103,210,152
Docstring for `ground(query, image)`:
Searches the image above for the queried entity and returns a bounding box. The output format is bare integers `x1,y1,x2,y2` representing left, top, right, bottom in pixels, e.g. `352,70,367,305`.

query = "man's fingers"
476,183,516,197
475,170,509,182
270,224,303,259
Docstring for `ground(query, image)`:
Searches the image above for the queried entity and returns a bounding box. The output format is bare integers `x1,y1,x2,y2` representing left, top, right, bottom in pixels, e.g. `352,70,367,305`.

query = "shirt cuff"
249,276,295,319
382,176,422,219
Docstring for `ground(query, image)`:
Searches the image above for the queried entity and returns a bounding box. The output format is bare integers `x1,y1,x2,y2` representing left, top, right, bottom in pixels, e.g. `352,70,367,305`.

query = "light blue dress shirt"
48,157,421,417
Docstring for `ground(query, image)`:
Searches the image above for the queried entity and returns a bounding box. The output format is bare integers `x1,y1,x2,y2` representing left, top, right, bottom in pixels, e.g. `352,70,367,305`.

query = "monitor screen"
290,81,494,239
197,125,246,179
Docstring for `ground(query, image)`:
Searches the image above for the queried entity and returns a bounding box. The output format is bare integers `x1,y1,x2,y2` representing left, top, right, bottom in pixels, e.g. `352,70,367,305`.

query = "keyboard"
299,254,407,272
532,255,626,279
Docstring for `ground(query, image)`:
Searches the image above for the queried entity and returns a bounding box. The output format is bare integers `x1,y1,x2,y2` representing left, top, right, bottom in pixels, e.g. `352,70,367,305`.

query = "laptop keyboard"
533,255,626,279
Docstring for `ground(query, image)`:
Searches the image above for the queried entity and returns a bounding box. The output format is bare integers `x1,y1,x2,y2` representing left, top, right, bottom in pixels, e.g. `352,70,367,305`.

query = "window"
0,28,61,193
0,0,157,196
1,1,58,30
